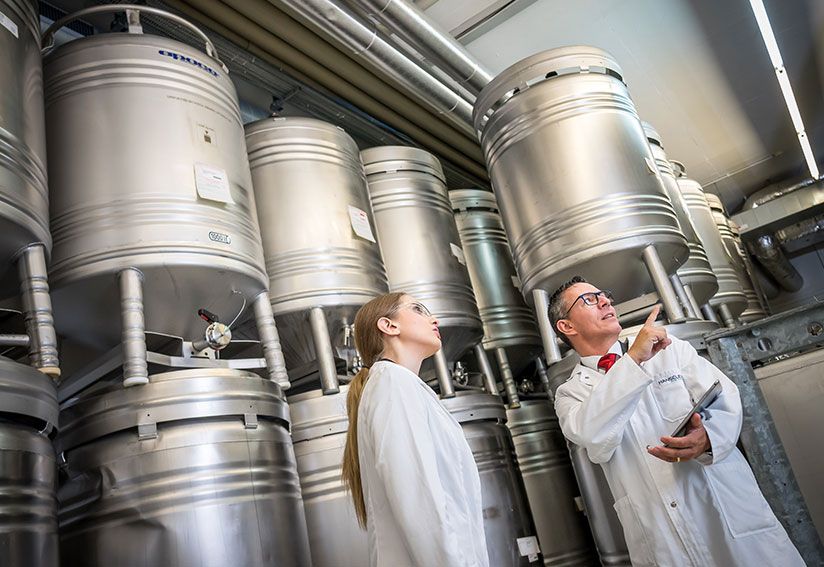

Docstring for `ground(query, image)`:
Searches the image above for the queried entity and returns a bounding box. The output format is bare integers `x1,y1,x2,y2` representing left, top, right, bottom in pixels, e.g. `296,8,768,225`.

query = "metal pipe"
347,0,494,95
474,343,498,396
118,268,149,387
642,245,687,323
702,304,721,324
683,284,704,321
269,0,475,134
749,235,803,293
534,357,553,402
0,334,30,347
669,274,698,319
309,306,340,394
532,288,563,364
433,349,455,398
718,304,737,328
173,0,487,178
495,347,520,409
253,292,290,389
18,244,60,378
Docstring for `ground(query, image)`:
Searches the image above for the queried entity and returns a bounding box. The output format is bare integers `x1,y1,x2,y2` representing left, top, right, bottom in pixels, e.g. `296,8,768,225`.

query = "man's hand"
647,413,712,463
627,305,671,365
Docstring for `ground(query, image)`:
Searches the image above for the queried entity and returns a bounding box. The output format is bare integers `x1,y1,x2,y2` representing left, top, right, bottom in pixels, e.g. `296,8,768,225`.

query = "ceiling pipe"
169,0,488,180
343,0,494,96
269,0,476,137
748,234,804,293
743,175,822,210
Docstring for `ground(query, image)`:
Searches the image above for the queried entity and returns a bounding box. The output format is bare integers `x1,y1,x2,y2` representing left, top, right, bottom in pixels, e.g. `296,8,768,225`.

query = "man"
549,276,803,566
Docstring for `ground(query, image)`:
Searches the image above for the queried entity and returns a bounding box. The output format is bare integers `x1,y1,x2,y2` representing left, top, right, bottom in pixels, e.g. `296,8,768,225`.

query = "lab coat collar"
580,339,624,371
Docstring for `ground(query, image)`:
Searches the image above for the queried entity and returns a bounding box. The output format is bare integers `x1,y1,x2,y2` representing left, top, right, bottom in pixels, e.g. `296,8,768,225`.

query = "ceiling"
420,0,824,214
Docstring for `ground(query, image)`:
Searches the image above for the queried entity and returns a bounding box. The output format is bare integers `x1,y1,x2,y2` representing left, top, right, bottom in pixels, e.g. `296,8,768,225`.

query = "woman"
341,292,489,567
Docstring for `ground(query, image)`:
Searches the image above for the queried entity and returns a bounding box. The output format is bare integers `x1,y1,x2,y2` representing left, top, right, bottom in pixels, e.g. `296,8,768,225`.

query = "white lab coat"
357,360,490,567
554,336,804,566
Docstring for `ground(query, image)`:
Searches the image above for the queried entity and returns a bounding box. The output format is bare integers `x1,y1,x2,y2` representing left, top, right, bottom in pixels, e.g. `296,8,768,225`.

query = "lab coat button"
670,501,677,508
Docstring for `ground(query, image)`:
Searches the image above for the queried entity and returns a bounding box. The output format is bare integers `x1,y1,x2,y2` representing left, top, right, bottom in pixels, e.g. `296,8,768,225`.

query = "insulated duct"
344,0,494,95
748,235,804,293
269,0,476,135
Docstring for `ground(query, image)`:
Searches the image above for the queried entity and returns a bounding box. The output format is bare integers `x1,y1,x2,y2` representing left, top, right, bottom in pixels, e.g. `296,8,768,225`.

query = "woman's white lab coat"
357,360,490,567
554,336,804,566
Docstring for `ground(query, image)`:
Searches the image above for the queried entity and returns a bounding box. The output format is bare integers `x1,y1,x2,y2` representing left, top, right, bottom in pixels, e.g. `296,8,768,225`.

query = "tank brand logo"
157,50,220,77
209,231,231,244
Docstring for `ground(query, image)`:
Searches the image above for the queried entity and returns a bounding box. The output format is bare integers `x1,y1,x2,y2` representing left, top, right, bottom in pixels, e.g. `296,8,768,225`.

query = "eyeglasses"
563,290,614,317
402,301,432,318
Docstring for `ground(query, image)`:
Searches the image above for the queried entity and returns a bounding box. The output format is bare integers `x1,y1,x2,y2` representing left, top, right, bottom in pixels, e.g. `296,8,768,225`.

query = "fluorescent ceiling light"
748,0,819,180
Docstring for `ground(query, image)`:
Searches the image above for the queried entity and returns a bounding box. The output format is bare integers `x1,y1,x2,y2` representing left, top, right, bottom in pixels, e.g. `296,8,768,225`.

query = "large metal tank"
643,123,717,305
0,357,59,567
245,117,388,370
705,193,767,323
506,399,598,566
362,146,483,363
442,391,542,566
44,12,268,347
289,386,369,567
473,46,689,303
57,369,312,567
451,189,541,373
676,170,747,323
0,0,50,295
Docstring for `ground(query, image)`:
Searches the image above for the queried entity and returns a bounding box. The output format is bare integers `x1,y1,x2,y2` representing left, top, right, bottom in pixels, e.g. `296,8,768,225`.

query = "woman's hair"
341,291,407,528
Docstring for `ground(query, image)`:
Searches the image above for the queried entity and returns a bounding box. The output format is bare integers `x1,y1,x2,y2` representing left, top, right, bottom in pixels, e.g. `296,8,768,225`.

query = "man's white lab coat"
554,336,804,566
358,360,490,567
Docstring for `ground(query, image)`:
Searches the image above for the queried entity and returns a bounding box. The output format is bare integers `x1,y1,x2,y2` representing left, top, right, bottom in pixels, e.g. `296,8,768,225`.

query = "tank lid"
449,189,499,213
440,391,506,423
58,369,288,452
288,384,350,442
505,399,559,436
474,45,624,133
360,146,446,182
642,122,663,147
0,357,58,432
244,116,353,143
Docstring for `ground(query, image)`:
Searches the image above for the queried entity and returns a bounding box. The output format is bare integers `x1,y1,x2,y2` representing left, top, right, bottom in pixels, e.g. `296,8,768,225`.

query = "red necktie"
598,353,620,373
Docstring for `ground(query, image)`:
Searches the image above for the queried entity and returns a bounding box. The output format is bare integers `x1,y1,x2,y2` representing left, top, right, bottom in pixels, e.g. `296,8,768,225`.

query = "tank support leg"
702,304,721,324
433,349,455,398
532,288,562,364
642,245,686,324
718,304,737,328
309,306,340,394
495,347,521,409
18,244,60,379
118,267,148,387
474,344,498,397
683,284,704,320
535,357,553,402
253,292,290,390
669,274,698,319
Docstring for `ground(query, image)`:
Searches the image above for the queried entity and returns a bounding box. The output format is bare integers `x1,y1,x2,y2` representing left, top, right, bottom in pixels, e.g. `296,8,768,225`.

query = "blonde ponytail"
340,292,406,529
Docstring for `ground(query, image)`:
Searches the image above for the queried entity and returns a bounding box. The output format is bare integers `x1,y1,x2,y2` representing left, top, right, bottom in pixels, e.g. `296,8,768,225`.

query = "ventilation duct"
748,235,804,293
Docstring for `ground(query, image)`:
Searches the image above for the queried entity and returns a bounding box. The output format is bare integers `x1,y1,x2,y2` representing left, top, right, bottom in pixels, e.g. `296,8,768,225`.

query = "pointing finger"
644,305,661,327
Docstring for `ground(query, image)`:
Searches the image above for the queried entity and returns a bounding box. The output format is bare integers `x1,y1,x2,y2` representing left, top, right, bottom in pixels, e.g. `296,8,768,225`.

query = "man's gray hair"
548,276,588,347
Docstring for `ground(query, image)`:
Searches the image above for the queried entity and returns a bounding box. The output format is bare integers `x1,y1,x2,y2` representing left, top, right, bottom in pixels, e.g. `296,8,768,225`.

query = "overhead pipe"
748,235,804,293
743,176,822,210
345,0,494,95
171,0,488,179
268,0,476,135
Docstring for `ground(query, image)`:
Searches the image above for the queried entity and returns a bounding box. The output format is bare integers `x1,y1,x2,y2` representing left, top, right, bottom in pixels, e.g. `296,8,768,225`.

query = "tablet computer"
671,379,722,437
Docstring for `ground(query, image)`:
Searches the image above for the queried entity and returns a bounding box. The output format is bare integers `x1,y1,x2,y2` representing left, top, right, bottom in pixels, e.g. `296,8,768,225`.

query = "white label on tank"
0,10,18,38
644,156,657,175
517,536,540,562
348,205,376,242
194,163,233,204
450,243,466,265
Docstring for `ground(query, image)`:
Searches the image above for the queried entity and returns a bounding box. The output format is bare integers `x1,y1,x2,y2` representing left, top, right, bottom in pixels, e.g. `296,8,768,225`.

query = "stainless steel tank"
289,386,369,567
473,46,689,303
362,146,483,364
0,0,50,294
705,193,767,323
44,14,268,347
57,368,312,567
643,124,717,305
0,357,59,567
245,117,388,370
442,391,542,566
506,399,598,566
676,171,747,322
451,189,541,373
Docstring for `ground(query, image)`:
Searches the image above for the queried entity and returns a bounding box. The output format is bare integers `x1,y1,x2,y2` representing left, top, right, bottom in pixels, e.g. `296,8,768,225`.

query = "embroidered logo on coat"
657,373,685,386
